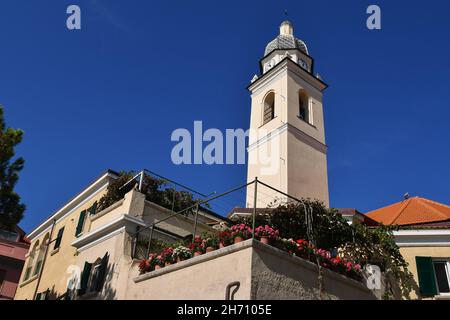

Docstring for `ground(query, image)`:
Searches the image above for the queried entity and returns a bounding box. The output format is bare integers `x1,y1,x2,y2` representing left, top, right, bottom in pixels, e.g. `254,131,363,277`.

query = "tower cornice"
248,57,328,93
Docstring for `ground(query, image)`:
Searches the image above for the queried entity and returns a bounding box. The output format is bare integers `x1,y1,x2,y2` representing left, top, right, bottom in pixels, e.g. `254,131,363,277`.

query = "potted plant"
138,257,153,274
202,233,219,253
160,247,174,267
189,236,204,256
254,225,279,244
154,254,164,270
274,238,297,255
295,239,312,259
173,246,192,263
230,224,252,244
218,230,232,248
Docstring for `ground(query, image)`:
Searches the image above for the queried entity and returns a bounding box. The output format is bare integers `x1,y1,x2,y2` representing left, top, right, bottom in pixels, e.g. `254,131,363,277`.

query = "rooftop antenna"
403,192,410,200
284,9,288,19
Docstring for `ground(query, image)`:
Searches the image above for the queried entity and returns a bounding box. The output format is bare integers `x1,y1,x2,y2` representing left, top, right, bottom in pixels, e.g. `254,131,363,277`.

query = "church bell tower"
246,20,329,207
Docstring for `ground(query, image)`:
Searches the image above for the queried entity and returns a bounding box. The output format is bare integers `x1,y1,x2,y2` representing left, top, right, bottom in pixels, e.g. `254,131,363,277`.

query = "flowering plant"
172,246,192,261
218,230,233,246
189,236,205,254
202,233,219,249
254,225,279,240
154,254,164,267
160,247,175,264
138,258,152,274
276,238,298,255
293,239,313,259
230,224,252,240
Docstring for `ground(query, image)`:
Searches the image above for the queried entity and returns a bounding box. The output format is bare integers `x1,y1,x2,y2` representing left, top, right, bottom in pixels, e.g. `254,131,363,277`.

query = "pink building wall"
0,228,30,300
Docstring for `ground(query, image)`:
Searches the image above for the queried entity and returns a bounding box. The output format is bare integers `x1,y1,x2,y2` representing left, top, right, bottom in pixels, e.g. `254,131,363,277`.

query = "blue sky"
1,0,449,232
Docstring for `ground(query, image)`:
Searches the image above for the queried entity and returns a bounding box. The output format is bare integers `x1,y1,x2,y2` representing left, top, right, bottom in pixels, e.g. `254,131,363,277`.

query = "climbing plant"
97,171,200,215
233,200,416,299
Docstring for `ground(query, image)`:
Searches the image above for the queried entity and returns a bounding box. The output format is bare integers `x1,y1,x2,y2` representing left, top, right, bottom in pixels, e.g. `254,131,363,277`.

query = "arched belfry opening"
299,89,311,124
262,92,275,125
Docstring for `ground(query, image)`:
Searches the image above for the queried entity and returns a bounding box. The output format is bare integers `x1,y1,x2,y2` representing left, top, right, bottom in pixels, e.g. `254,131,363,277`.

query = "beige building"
246,20,329,208
14,170,224,300
14,170,118,300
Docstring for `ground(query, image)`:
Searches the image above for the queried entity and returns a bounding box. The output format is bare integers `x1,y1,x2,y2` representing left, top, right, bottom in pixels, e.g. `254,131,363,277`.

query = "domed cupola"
259,21,313,75
264,20,309,56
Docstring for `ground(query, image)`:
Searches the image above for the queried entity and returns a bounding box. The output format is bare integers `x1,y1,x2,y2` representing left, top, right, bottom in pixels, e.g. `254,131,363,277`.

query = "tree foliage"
97,171,200,215
0,105,26,229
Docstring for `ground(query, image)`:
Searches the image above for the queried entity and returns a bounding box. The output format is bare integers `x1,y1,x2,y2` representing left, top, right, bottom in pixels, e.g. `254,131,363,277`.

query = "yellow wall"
14,190,107,300
399,246,450,299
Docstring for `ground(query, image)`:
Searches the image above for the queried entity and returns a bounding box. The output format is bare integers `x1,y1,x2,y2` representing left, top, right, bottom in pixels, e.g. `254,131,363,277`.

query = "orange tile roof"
366,197,450,226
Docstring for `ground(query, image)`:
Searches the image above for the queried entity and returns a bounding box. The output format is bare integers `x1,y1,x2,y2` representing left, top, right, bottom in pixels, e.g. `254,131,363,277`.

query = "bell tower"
246,20,329,207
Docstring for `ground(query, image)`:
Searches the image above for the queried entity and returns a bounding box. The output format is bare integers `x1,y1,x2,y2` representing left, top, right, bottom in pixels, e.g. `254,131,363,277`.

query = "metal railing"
126,171,316,260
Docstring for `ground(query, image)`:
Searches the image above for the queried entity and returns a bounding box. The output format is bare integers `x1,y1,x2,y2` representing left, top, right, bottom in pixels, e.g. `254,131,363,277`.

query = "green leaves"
233,200,415,299
0,105,26,229
97,171,200,216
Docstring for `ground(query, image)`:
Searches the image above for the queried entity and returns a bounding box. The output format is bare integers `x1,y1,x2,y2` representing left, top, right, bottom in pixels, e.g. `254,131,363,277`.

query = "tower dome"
264,21,309,56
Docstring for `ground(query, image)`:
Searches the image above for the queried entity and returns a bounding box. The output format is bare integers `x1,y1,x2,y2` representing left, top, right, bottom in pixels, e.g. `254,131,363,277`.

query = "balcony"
130,239,378,300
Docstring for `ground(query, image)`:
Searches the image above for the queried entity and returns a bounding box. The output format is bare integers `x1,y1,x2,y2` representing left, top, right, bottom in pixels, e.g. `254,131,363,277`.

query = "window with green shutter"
78,262,92,296
416,256,438,297
75,210,87,237
53,227,65,250
89,202,98,216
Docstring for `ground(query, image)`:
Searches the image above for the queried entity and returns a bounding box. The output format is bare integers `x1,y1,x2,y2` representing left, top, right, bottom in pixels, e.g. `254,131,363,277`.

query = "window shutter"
65,287,72,300
78,262,92,296
54,227,65,250
89,202,98,216
95,253,109,292
75,210,87,237
416,256,438,297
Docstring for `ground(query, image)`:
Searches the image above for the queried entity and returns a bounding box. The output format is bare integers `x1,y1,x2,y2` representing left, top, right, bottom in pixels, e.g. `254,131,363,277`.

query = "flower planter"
234,236,244,244
206,247,215,253
154,265,162,270
219,242,226,249
176,257,184,263
194,251,202,257
260,236,270,245
165,262,172,267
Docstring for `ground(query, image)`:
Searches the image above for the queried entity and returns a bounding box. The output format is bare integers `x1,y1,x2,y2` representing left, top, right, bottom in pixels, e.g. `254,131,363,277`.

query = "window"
0,230,18,242
53,227,65,250
33,234,49,277
299,90,311,124
78,253,109,296
263,92,275,125
24,241,39,281
416,257,450,297
75,210,87,237
0,269,6,293
35,289,49,300
433,260,450,294
88,202,98,216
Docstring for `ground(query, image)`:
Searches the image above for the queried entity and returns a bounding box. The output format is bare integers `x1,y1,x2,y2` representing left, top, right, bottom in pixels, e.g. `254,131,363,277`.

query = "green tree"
0,105,25,229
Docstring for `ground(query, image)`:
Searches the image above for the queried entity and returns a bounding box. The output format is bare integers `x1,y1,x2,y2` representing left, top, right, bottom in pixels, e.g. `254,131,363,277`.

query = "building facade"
14,170,118,300
14,170,224,300
0,226,30,300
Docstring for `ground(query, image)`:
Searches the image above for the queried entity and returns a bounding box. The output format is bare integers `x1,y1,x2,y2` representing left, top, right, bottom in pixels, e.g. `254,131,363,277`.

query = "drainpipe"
32,218,57,300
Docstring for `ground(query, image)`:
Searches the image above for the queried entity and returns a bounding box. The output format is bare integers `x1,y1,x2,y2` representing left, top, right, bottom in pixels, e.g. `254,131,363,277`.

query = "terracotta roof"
366,197,450,226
